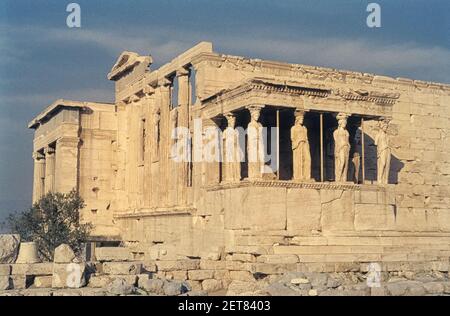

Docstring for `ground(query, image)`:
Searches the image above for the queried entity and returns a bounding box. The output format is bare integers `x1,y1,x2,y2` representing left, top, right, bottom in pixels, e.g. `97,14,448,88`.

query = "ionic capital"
176,67,190,77
44,146,55,156
157,77,172,88
32,152,45,161
143,85,155,96
130,95,141,104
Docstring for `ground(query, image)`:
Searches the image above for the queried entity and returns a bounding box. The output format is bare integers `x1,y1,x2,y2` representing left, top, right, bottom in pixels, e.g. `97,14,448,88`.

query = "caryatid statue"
247,106,264,179
375,119,391,185
333,113,350,182
290,111,311,181
223,113,242,182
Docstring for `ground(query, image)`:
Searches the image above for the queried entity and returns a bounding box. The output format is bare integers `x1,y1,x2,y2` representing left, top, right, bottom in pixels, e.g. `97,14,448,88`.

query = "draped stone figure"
375,120,391,184
223,113,241,182
247,107,264,179
333,114,350,182
290,111,311,181
352,152,361,184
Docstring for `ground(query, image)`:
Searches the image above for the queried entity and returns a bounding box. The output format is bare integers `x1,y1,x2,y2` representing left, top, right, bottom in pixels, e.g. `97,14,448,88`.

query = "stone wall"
2,244,450,296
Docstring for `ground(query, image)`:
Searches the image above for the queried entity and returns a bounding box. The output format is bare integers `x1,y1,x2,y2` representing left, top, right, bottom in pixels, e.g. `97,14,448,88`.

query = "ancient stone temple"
28,42,450,267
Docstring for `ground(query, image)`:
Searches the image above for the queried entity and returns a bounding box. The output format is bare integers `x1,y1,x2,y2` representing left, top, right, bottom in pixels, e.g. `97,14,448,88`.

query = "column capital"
294,109,308,118
336,112,350,121
224,112,236,127
157,77,172,88
143,85,155,96
247,105,264,123
44,146,55,155
32,152,45,161
130,94,141,104
224,112,236,119
247,104,264,111
176,67,190,77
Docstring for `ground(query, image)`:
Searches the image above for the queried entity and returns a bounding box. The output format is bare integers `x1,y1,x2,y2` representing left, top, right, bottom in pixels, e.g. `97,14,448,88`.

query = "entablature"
201,78,398,119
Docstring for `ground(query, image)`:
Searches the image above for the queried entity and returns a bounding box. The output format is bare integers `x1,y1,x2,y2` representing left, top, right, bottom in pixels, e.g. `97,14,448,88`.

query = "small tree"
5,190,92,261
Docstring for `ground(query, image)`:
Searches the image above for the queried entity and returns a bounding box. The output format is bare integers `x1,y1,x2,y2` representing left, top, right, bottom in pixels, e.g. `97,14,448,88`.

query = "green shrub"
5,190,91,261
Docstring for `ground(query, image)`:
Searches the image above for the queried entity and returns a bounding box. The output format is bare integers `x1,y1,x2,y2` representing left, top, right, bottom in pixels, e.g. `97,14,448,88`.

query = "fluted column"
44,146,55,193
32,152,45,202
176,67,190,205
159,77,172,207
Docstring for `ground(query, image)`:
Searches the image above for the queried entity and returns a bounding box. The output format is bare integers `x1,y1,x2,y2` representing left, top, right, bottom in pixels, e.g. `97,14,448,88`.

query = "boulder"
266,282,299,296
423,282,444,295
140,278,165,294
291,278,309,285
54,244,76,263
106,278,135,295
386,281,409,296
226,280,259,296
186,290,208,296
0,235,20,264
163,280,190,296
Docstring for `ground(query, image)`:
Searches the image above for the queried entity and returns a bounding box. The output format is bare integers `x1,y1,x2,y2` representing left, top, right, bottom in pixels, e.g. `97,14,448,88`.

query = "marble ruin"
20,41,450,295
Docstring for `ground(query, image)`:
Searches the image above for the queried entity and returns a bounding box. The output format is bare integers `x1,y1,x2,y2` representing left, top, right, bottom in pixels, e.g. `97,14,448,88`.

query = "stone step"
273,245,450,256
235,235,450,248
295,253,450,263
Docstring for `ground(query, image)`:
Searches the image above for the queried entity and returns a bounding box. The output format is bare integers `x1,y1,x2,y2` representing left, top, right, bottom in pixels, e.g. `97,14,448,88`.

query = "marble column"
176,68,191,205
32,152,45,202
44,146,56,193
247,106,264,180
159,77,172,206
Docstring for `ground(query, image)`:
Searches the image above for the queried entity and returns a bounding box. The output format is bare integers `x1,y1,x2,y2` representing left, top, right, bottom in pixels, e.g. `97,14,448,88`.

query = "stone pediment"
107,51,153,81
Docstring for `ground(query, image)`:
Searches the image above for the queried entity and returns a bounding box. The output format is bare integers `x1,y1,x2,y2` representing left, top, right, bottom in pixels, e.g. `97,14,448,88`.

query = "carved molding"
204,179,387,192
113,206,195,219
334,89,399,105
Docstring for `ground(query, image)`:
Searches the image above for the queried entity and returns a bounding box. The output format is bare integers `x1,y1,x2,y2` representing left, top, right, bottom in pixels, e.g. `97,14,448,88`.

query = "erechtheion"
28,41,450,265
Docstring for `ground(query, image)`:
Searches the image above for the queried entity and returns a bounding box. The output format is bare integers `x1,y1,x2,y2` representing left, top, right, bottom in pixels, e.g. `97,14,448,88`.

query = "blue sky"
0,0,449,224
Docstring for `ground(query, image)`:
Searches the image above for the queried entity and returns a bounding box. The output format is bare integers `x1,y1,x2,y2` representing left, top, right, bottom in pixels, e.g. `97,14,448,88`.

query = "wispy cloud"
217,36,450,83
2,23,449,83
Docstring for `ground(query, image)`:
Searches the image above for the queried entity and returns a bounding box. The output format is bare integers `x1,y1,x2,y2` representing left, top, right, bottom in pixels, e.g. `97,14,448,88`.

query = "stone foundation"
1,245,450,296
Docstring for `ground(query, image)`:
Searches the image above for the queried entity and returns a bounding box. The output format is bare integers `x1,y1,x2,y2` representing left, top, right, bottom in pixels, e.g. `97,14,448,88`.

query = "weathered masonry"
29,42,450,265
